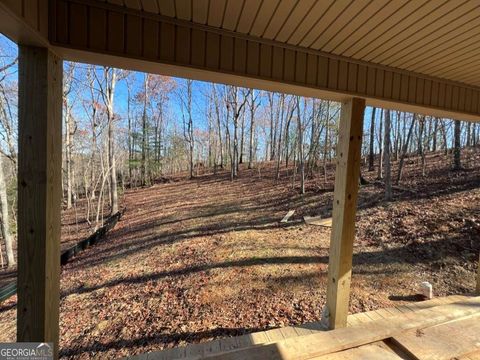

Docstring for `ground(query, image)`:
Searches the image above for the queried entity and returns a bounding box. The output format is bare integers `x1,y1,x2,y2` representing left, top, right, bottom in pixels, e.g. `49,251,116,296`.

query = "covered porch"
0,0,480,358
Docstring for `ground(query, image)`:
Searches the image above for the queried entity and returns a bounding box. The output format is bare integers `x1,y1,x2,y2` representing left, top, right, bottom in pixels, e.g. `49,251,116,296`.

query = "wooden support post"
17,46,62,357
326,97,365,329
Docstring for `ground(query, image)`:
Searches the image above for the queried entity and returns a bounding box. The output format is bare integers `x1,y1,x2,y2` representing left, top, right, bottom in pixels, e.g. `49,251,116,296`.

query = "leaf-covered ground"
0,197,115,287
0,149,479,359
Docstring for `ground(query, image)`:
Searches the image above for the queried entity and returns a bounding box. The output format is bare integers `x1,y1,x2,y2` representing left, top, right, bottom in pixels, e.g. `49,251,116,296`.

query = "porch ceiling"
100,0,480,88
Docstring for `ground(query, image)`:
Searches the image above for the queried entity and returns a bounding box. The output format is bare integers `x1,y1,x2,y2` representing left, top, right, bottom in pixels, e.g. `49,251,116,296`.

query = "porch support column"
17,46,63,357
326,97,365,329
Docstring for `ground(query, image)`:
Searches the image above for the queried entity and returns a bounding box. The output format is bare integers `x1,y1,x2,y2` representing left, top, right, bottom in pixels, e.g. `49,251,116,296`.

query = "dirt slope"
0,149,479,359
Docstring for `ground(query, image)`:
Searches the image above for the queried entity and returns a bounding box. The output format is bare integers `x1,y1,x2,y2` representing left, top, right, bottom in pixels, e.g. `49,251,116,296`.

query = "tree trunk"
141,74,149,186
275,95,285,180
248,90,256,169
394,111,401,160
285,113,292,168
239,110,245,164
0,153,14,267
419,116,427,176
296,97,305,194
65,104,73,209
126,77,133,182
269,93,275,160
207,102,214,169
63,65,76,209
213,86,224,167
473,124,477,146
384,109,392,201
182,80,195,179
396,115,415,184
233,107,239,177
377,109,384,179
453,120,462,170
466,122,471,147
368,107,376,171
106,69,119,214
442,122,448,155
323,101,330,184
417,117,424,156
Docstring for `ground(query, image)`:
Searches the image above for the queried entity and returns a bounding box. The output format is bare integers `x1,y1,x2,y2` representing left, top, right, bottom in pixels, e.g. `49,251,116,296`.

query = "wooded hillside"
0,52,479,267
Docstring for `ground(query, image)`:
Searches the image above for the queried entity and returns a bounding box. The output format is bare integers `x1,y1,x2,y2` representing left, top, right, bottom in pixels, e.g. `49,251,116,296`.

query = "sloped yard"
0,150,479,359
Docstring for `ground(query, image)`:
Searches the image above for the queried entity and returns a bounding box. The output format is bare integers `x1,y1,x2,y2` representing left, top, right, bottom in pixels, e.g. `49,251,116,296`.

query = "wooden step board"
128,295,476,360
391,315,480,360
188,297,480,360
312,343,403,360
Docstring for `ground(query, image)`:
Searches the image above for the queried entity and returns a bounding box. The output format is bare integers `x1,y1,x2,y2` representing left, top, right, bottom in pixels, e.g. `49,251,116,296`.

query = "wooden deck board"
184,343,205,358
301,321,326,332
347,315,362,326
201,339,222,356
246,330,269,344
264,327,287,342
382,306,404,316
394,304,413,313
313,343,403,360
374,308,395,318
198,298,480,360
151,346,186,360
132,294,478,360
292,326,314,336
353,312,375,323
217,336,240,353
278,326,299,339
392,314,480,359
363,310,384,321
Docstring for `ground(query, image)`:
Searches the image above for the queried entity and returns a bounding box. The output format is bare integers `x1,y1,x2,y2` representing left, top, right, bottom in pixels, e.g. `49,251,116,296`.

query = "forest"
0,37,478,268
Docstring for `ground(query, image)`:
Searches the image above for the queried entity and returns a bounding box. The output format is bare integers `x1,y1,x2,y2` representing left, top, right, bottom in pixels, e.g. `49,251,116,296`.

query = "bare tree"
432,117,438,152
0,57,17,267
368,107,376,171
96,66,120,214
63,63,77,209
418,116,427,176
296,96,305,194
275,94,286,180
180,79,195,178
384,109,392,201
226,86,250,179
248,89,259,169
125,72,134,181
212,85,224,170
453,120,462,170
377,109,384,179
0,152,13,267
141,73,149,185
396,113,416,184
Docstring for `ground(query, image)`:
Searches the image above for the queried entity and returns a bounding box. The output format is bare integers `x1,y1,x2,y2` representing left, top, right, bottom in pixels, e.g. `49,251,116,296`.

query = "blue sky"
0,32,382,142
